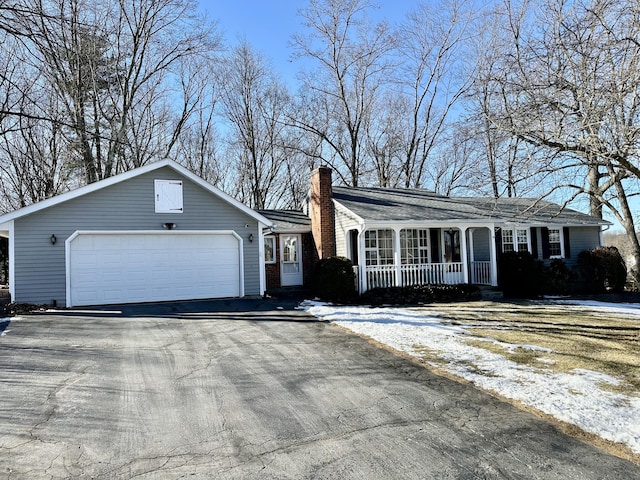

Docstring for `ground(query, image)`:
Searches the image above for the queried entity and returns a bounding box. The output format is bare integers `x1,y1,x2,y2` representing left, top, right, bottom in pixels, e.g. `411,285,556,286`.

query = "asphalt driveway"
0,299,638,479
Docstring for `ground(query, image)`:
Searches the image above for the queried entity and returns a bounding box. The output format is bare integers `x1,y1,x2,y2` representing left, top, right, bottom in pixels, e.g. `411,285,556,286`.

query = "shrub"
313,256,357,302
358,284,481,306
498,251,545,298
577,246,627,293
544,258,574,294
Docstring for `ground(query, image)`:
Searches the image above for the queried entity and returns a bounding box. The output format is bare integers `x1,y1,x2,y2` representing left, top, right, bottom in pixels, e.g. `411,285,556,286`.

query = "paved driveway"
0,299,638,479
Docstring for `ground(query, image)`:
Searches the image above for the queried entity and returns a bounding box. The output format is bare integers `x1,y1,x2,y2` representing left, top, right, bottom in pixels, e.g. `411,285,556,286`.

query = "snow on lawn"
304,301,640,455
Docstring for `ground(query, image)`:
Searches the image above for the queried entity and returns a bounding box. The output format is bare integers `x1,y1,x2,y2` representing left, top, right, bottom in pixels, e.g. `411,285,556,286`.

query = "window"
401,229,430,264
502,229,514,252
502,228,529,253
364,230,394,266
548,228,562,257
264,236,276,263
444,229,461,262
154,179,183,213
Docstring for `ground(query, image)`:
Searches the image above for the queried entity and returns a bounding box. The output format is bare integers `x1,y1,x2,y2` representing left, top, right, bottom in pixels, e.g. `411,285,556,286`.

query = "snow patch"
305,302,640,454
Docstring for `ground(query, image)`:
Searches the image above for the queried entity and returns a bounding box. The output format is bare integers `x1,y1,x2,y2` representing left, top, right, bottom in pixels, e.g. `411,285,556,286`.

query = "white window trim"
154,179,184,214
501,227,531,253
548,228,565,259
264,236,276,264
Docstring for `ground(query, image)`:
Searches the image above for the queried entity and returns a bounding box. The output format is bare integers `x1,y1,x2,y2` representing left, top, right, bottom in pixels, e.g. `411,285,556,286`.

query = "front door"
280,234,303,286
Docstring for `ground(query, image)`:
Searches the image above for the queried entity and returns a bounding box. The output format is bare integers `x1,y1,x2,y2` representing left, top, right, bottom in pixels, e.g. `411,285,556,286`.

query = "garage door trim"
65,230,244,307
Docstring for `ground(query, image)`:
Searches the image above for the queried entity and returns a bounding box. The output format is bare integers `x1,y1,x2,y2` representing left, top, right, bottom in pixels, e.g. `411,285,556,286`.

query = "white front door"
280,234,303,286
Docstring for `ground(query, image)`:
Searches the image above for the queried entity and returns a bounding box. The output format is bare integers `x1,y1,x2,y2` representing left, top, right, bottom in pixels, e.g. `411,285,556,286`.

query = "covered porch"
345,224,498,294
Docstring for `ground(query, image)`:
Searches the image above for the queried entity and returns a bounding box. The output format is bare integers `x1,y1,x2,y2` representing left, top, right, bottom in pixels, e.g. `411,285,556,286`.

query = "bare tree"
475,0,640,283
219,41,294,209
7,0,219,184
292,0,394,186
393,0,475,189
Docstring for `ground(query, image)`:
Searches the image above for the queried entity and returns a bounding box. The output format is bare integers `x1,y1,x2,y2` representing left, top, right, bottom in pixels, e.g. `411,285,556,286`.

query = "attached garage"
67,231,242,307
0,160,273,307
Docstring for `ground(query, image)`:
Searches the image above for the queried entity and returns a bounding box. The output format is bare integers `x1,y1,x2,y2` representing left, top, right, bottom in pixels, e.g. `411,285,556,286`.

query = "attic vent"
154,179,183,213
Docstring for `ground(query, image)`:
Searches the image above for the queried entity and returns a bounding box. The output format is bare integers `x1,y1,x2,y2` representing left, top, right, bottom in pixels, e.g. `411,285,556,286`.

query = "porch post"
460,226,469,284
489,225,498,286
357,229,367,293
468,228,475,283
394,228,402,287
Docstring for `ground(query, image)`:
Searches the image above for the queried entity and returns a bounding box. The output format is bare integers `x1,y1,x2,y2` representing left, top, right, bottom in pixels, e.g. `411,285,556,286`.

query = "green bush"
358,284,481,306
544,258,574,294
498,251,545,298
577,246,627,293
312,256,357,302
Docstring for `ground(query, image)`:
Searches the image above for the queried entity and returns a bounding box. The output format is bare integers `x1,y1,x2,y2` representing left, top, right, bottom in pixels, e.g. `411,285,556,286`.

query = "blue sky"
198,1,410,84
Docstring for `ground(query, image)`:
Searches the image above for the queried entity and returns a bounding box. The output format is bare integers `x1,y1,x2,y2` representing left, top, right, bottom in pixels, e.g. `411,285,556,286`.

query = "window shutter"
495,227,503,253
430,228,440,262
541,227,550,259
563,227,571,258
531,228,539,259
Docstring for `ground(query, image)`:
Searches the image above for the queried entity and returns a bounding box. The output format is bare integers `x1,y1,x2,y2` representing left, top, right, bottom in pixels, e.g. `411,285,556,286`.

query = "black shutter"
430,228,440,262
563,227,571,258
531,228,539,259
541,227,550,259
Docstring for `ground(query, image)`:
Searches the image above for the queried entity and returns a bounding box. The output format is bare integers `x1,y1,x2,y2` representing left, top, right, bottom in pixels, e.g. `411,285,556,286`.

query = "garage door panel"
69,232,241,306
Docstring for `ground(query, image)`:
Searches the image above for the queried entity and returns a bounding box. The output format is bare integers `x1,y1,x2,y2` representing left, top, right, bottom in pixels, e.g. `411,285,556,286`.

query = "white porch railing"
365,264,397,290
361,262,465,293
470,261,492,285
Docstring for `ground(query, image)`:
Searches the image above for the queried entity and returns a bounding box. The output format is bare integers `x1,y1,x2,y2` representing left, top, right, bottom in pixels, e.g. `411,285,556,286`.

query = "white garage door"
68,232,241,307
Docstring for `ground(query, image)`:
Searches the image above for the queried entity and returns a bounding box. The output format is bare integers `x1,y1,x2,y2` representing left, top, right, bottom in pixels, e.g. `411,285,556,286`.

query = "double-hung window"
364,230,394,266
548,228,562,257
502,228,529,253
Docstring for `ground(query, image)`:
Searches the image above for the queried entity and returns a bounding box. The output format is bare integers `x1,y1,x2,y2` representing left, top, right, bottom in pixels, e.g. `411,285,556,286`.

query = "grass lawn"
420,300,640,397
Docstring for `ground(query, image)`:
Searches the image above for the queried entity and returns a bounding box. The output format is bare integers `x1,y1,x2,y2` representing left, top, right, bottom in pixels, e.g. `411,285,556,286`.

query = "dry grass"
408,299,640,464
418,300,640,395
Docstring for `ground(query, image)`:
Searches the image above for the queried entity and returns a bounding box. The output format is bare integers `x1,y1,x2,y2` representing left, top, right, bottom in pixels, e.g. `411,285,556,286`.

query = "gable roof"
0,159,273,227
332,186,609,227
258,210,311,233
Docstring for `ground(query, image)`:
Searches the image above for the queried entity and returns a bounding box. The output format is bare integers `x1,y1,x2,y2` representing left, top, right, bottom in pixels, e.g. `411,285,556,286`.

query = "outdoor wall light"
162,223,176,230
50,234,57,245
249,233,254,243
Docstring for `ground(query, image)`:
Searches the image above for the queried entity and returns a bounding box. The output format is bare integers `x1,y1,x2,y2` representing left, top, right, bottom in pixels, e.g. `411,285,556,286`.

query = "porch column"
468,228,476,284
489,225,498,286
357,229,367,293
460,227,469,284
394,228,402,287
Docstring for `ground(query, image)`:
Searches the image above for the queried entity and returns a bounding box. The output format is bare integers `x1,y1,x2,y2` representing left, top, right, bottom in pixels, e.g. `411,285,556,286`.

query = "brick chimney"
310,166,336,259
